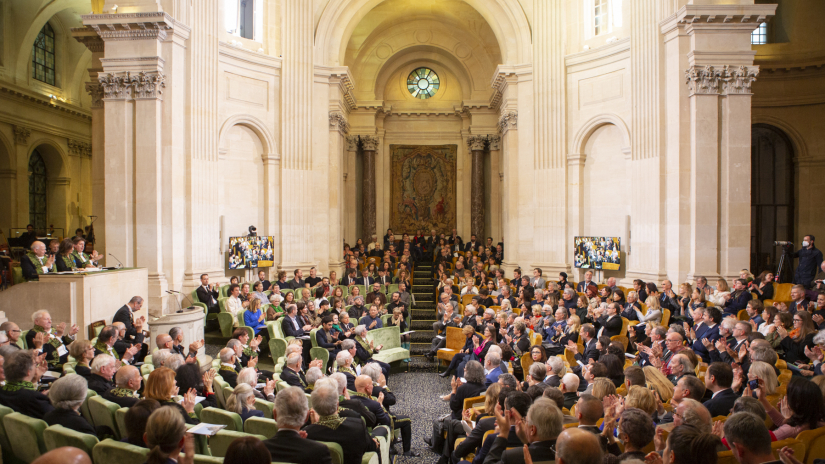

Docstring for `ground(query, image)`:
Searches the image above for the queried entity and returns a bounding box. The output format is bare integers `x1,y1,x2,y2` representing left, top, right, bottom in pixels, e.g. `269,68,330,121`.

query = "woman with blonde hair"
747,360,778,395
591,377,617,400
226,383,264,423
68,339,95,378
144,367,199,424
345,286,361,306
636,296,662,324
643,366,674,403
625,385,657,415
708,278,731,306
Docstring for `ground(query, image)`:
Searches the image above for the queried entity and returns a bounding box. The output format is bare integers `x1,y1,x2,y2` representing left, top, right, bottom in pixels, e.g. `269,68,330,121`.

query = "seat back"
620,317,629,337
191,454,224,464
199,407,243,432
92,438,148,464
209,430,265,457
213,376,230,409
520,352,534,375
462,395,486,412
81,389,98,427
3,412,48,463
115,408,128,440
243,416,278,437
0,405,21,464
796,427,825,464
88,395,122,438
445,326,465,351
318,441,345,464
269,337,287,362
661,308,671,326
366,325,403,350
310,347,330,367
43,424,99,456
253,398,274,419
310,328,320,348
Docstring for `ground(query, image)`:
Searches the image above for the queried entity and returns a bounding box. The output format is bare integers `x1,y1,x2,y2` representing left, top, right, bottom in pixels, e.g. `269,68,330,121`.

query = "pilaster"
11,125,30,229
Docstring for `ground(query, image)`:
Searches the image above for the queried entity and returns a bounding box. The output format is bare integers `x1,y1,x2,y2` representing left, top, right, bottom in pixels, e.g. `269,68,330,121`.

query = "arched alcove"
28,141,69,234
218,124,266,246
751,123,795,278
582,124,629,279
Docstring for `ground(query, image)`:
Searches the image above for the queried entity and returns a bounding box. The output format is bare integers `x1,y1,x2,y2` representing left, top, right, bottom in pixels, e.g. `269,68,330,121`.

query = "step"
411,320,436,330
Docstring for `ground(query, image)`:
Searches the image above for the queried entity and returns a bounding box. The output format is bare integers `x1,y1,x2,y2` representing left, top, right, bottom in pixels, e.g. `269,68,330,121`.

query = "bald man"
555,428,603,464
32,447,91,464
102,365,141,408
21,241,55,281
156,333,174,351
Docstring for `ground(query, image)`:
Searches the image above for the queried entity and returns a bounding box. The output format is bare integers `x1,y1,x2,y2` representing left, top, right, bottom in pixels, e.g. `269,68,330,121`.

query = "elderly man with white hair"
21,241,55,281
26,309,78,371
87,353,117,394
217,347,240,387
351,325,390,378
280,351,309,389
0,349,52,418
305,366,325,393
560,373,581,409
545,356,564,387
304,379,382,462
336,350,358,392
238,367,276,401
362,362,395,410
262,386,333,464
484,352,503,388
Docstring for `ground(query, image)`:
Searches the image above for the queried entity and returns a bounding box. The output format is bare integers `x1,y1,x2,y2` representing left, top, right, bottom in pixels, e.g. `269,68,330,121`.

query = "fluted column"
532,0,566,273
361,136,378,241
468,136,486,239
281,0,314,268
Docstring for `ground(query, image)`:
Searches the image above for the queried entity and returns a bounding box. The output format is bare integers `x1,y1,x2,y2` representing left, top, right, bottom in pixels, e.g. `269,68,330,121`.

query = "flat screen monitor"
574,236,621,271
228,236,274,269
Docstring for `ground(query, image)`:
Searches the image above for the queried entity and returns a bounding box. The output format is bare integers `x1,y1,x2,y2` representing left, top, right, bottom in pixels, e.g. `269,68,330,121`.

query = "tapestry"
389,145,457,233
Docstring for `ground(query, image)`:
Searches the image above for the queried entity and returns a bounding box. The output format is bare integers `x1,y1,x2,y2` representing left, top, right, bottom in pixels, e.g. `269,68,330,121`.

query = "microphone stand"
108,253,124,269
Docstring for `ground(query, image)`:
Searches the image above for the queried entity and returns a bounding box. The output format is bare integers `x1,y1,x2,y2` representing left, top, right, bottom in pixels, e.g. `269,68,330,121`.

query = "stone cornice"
0,84,92,120
71,26,105,52
685,65,759,96
82,12,175,42
676,4,777,30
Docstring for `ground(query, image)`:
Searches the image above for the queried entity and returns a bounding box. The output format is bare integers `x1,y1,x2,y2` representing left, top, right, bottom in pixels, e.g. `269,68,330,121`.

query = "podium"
0,268,149,337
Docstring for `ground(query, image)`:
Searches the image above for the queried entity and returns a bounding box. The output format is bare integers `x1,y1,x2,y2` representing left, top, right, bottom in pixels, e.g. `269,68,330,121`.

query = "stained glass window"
407,68,440,100
29,150,48,231
32,23,56,86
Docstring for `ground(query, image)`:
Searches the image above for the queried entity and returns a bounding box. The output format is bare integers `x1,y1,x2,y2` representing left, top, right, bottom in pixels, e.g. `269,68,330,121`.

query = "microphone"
108,253,123,269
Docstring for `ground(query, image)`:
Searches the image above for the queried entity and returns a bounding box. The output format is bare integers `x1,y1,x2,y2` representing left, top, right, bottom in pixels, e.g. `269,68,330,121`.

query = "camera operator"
793,235,823,289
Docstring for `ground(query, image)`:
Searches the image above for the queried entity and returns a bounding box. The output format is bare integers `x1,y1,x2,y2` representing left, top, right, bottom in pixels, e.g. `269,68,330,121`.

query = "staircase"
409,262,436,362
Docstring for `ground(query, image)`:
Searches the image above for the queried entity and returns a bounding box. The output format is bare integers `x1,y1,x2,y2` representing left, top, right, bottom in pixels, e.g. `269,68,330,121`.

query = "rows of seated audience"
1,231,825,464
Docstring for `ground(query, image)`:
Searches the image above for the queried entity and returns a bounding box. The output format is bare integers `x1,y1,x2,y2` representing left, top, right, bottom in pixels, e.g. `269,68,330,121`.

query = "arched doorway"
751,124,794,279
28,149,48,232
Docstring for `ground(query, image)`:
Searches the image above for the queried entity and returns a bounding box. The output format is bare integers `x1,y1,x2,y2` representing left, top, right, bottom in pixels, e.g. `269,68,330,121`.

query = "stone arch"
571,113,631,157
751,115,808,162
373,49,473,102
314,0,532,66
27,138,68,178
218,114,276,157
14,0,89,85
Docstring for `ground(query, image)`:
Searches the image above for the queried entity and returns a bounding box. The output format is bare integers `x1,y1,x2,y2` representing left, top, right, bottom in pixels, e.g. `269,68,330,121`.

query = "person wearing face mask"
792,235,823,289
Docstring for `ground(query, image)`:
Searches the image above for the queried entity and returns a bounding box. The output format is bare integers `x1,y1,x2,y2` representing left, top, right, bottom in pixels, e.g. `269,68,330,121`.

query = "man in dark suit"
112,296,146,344
722,279,752,316
689,307,722,363
263,386,332,464
595,304,623,338
196,274,221,314
573,395,622,455
280,352,309,389
27,310,78,371
282,305,309,338
304,381,382,463
484,391,558,464
102,365,142,408
568,324,599,375
464,234,479,253
20,241,55,281
701,362,738,417
560,374,580,410
287,269,305,290
426,229,438,254
576,270,594,293
0,350,55,419
788,284,811,315
257,270,271,291
87,354,117,394
357,268,375,287
217,347,240,387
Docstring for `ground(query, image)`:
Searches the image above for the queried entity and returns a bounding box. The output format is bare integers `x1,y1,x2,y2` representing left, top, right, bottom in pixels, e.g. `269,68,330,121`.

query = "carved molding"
329,111,350,135
497,111,518,134
361,135,379,151
83,13,175,42
489,135,501,151
685,65,759,96
345,135,358,152
98,72,165,100
467,135,487,151
12,125,31,145
86,82,104,108
68,140,92,158
71,28,105,53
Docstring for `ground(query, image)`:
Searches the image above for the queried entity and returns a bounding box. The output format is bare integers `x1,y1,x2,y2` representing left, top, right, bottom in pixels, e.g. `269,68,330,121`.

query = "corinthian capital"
86,82,104,108
329,112,350,135
467,136,487,151
685,65,723,95
361,136,379,151
129,72,166,99
721,65,759,95
99,73,129,100
12,125,31,145
498,111,518,134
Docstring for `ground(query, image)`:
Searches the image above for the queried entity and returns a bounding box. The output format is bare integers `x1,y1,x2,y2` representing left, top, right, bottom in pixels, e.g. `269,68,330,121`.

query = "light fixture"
111,4,118,13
